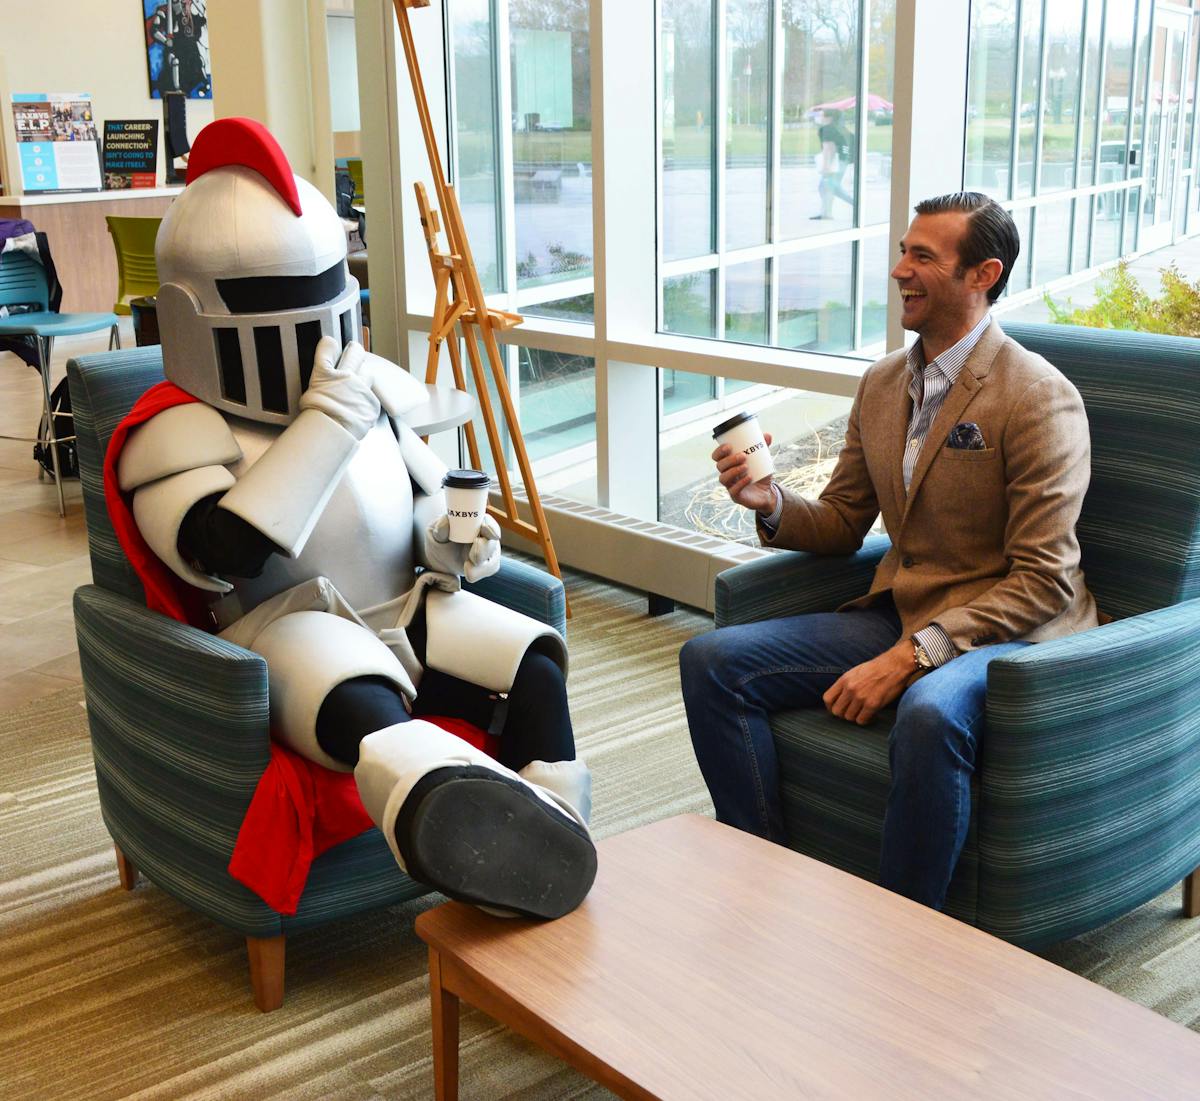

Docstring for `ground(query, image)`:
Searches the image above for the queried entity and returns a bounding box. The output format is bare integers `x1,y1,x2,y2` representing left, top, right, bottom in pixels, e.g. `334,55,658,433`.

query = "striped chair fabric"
714,322,1200,947
68,346,566,940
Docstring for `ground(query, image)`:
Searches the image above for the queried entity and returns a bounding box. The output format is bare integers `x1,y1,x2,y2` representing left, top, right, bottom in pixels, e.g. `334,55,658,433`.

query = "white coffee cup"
713,411,774,482
442,469,491,542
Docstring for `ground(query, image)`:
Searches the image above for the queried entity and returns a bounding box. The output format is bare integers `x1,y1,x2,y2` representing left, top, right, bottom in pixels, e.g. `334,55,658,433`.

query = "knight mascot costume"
109,118,596,919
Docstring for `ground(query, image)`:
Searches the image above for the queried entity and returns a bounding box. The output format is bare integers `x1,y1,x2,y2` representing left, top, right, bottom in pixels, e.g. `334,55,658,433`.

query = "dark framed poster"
143,1,212,99
103,120,159,189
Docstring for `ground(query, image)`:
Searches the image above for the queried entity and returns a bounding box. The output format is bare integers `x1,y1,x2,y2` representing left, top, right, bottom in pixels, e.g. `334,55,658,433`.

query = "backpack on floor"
33,375,79,480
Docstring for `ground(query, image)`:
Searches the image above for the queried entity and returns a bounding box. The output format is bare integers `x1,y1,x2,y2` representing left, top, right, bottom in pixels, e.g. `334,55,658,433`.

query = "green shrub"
1045,261,1200,337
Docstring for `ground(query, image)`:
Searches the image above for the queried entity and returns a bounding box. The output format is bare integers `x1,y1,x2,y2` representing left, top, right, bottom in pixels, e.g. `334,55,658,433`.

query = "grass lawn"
458,115,1132,172
457,122,899,169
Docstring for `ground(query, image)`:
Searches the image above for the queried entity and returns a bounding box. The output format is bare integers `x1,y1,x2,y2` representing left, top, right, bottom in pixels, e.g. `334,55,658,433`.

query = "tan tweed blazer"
762,321,1099,650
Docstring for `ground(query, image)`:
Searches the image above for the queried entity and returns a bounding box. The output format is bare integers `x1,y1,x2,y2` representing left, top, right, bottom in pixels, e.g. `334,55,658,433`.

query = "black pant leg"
413,649,574,772
316,675,410,767
316,653,574,773
493,649,575,771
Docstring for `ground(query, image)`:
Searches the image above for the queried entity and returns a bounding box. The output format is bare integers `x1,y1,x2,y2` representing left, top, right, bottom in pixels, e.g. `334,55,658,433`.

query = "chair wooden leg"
114,844,138,890
1183,868,1200,918
247,935,286,1012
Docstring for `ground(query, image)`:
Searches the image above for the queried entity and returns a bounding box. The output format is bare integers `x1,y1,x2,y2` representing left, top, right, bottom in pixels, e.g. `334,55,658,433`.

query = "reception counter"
0,187,180,313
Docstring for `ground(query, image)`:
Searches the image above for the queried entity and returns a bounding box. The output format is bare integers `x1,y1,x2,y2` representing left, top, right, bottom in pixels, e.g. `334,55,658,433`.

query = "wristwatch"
912,638,936,671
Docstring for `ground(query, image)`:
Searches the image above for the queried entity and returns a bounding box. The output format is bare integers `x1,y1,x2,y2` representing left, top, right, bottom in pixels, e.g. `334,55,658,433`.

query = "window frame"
353,0,1200,530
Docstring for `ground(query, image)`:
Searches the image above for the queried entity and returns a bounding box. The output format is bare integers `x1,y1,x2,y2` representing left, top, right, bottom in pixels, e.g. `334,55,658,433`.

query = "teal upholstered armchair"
714,322,1200,948
67,347,566,1010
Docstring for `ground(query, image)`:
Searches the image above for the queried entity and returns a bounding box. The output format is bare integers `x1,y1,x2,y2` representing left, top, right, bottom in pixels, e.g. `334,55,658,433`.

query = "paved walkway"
1000,233,1200,325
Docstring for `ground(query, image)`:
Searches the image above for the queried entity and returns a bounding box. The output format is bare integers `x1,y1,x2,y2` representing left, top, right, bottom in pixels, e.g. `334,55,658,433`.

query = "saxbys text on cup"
712,410,775,482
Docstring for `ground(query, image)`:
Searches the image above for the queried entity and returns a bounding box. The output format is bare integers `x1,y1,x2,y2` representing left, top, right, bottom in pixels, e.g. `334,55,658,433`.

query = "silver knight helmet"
154,117,362,425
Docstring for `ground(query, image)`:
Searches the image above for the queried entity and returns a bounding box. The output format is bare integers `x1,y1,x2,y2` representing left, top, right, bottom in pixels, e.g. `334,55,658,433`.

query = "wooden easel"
392,0,567,611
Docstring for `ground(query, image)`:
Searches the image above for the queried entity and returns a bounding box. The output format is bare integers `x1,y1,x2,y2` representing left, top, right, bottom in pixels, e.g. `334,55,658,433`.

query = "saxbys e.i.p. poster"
12,92,102,193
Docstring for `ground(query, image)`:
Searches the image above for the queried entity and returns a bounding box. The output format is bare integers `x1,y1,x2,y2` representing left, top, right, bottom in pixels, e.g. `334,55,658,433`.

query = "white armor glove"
359,351,430,418
298,338,380,440
424,513,502,583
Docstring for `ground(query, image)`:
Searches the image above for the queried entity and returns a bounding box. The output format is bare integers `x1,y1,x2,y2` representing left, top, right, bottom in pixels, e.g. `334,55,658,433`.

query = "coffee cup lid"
712,411,757,439
442,469,490,490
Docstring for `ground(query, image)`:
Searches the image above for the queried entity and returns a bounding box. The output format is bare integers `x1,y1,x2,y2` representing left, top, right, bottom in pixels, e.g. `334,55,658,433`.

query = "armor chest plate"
228,416,416,614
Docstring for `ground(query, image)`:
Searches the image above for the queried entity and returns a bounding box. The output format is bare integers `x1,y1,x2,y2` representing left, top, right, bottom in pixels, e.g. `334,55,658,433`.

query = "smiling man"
680,192,1098,911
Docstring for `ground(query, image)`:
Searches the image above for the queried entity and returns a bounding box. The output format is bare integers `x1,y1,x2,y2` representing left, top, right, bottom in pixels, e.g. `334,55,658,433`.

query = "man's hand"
823,638,917,725
713,433,776,515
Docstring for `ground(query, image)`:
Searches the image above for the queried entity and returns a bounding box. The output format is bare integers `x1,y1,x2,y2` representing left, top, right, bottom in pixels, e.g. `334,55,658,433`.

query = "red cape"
104,383,495,914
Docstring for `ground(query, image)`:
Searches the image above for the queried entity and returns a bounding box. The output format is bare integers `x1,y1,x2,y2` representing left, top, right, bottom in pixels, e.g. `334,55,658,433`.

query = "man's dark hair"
823,108,842,123
914,192,1020,303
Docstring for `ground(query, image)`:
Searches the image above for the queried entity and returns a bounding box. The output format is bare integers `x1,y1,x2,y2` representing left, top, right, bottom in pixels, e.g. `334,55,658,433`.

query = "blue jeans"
679,605,1028,910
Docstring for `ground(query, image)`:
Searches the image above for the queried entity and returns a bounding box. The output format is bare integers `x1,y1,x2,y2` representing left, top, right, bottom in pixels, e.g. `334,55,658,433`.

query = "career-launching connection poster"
11,93,102,193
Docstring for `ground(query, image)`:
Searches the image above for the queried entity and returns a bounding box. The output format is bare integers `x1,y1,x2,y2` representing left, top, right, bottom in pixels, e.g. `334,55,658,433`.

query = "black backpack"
836,126,856,165
334,169,357,219
33,375,78,480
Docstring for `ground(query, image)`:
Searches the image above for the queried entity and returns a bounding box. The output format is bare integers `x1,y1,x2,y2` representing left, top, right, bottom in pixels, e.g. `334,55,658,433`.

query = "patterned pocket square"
947,421,986,450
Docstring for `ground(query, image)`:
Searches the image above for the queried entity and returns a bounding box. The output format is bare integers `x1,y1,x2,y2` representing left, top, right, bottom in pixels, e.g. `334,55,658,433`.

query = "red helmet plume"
185,117,303,217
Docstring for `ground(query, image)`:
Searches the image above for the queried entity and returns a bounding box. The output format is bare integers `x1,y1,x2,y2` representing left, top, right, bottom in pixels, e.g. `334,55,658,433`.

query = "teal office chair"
0,249,119,515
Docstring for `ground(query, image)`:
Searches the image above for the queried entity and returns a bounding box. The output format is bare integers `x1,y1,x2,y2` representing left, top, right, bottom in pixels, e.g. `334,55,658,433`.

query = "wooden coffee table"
415,814,1200,1099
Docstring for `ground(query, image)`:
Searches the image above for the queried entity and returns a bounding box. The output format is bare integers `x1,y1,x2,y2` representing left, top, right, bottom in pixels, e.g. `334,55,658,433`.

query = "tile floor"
0,323,132,711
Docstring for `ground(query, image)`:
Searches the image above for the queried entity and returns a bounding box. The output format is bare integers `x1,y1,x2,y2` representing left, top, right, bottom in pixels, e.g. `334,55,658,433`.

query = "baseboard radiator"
493,489,769,614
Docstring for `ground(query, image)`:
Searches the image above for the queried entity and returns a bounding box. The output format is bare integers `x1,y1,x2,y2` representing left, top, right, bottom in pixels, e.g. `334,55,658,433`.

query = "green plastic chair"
0,249,119,515
346,157,365,207
105,215,162,315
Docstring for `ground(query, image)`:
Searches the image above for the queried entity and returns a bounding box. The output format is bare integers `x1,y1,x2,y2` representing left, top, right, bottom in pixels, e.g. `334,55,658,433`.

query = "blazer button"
901,555,914,568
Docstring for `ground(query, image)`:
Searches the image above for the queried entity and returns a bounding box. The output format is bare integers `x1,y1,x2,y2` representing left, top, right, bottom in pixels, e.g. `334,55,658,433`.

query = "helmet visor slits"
215,328,247,404
253,327,289,414
216,261,347,314
296,319,324,392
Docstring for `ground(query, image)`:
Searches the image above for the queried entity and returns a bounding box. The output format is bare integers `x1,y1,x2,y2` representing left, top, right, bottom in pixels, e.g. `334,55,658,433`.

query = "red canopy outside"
812,93,894,113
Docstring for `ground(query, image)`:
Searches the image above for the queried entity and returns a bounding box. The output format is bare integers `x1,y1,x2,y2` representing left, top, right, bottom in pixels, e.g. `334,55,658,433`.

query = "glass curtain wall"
432,0,1200,540
447,0,597,503
966,0,1200,280
659,0,895,369
657,0,892,528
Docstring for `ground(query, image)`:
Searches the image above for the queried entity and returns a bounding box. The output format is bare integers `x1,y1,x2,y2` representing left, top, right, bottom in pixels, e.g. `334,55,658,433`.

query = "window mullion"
1032,0,1049,198
715,0,728,342
1009,0,1024,201
1071,0,1089,196
655,1,666,336
495,0,518,306
854,0,871,349
767,0,783,347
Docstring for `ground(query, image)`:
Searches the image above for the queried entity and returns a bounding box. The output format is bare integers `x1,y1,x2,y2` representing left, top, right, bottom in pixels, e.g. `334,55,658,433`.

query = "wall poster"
11,93,102,193
103,120,159,189
143,1,212,100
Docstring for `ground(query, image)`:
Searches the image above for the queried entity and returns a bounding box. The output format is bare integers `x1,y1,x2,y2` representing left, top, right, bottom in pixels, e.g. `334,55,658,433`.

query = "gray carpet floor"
2,566,1199,1099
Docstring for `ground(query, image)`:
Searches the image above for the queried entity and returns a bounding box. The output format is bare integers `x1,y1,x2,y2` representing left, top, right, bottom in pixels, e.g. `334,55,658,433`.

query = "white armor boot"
355,721,597,918
519,758,592,826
